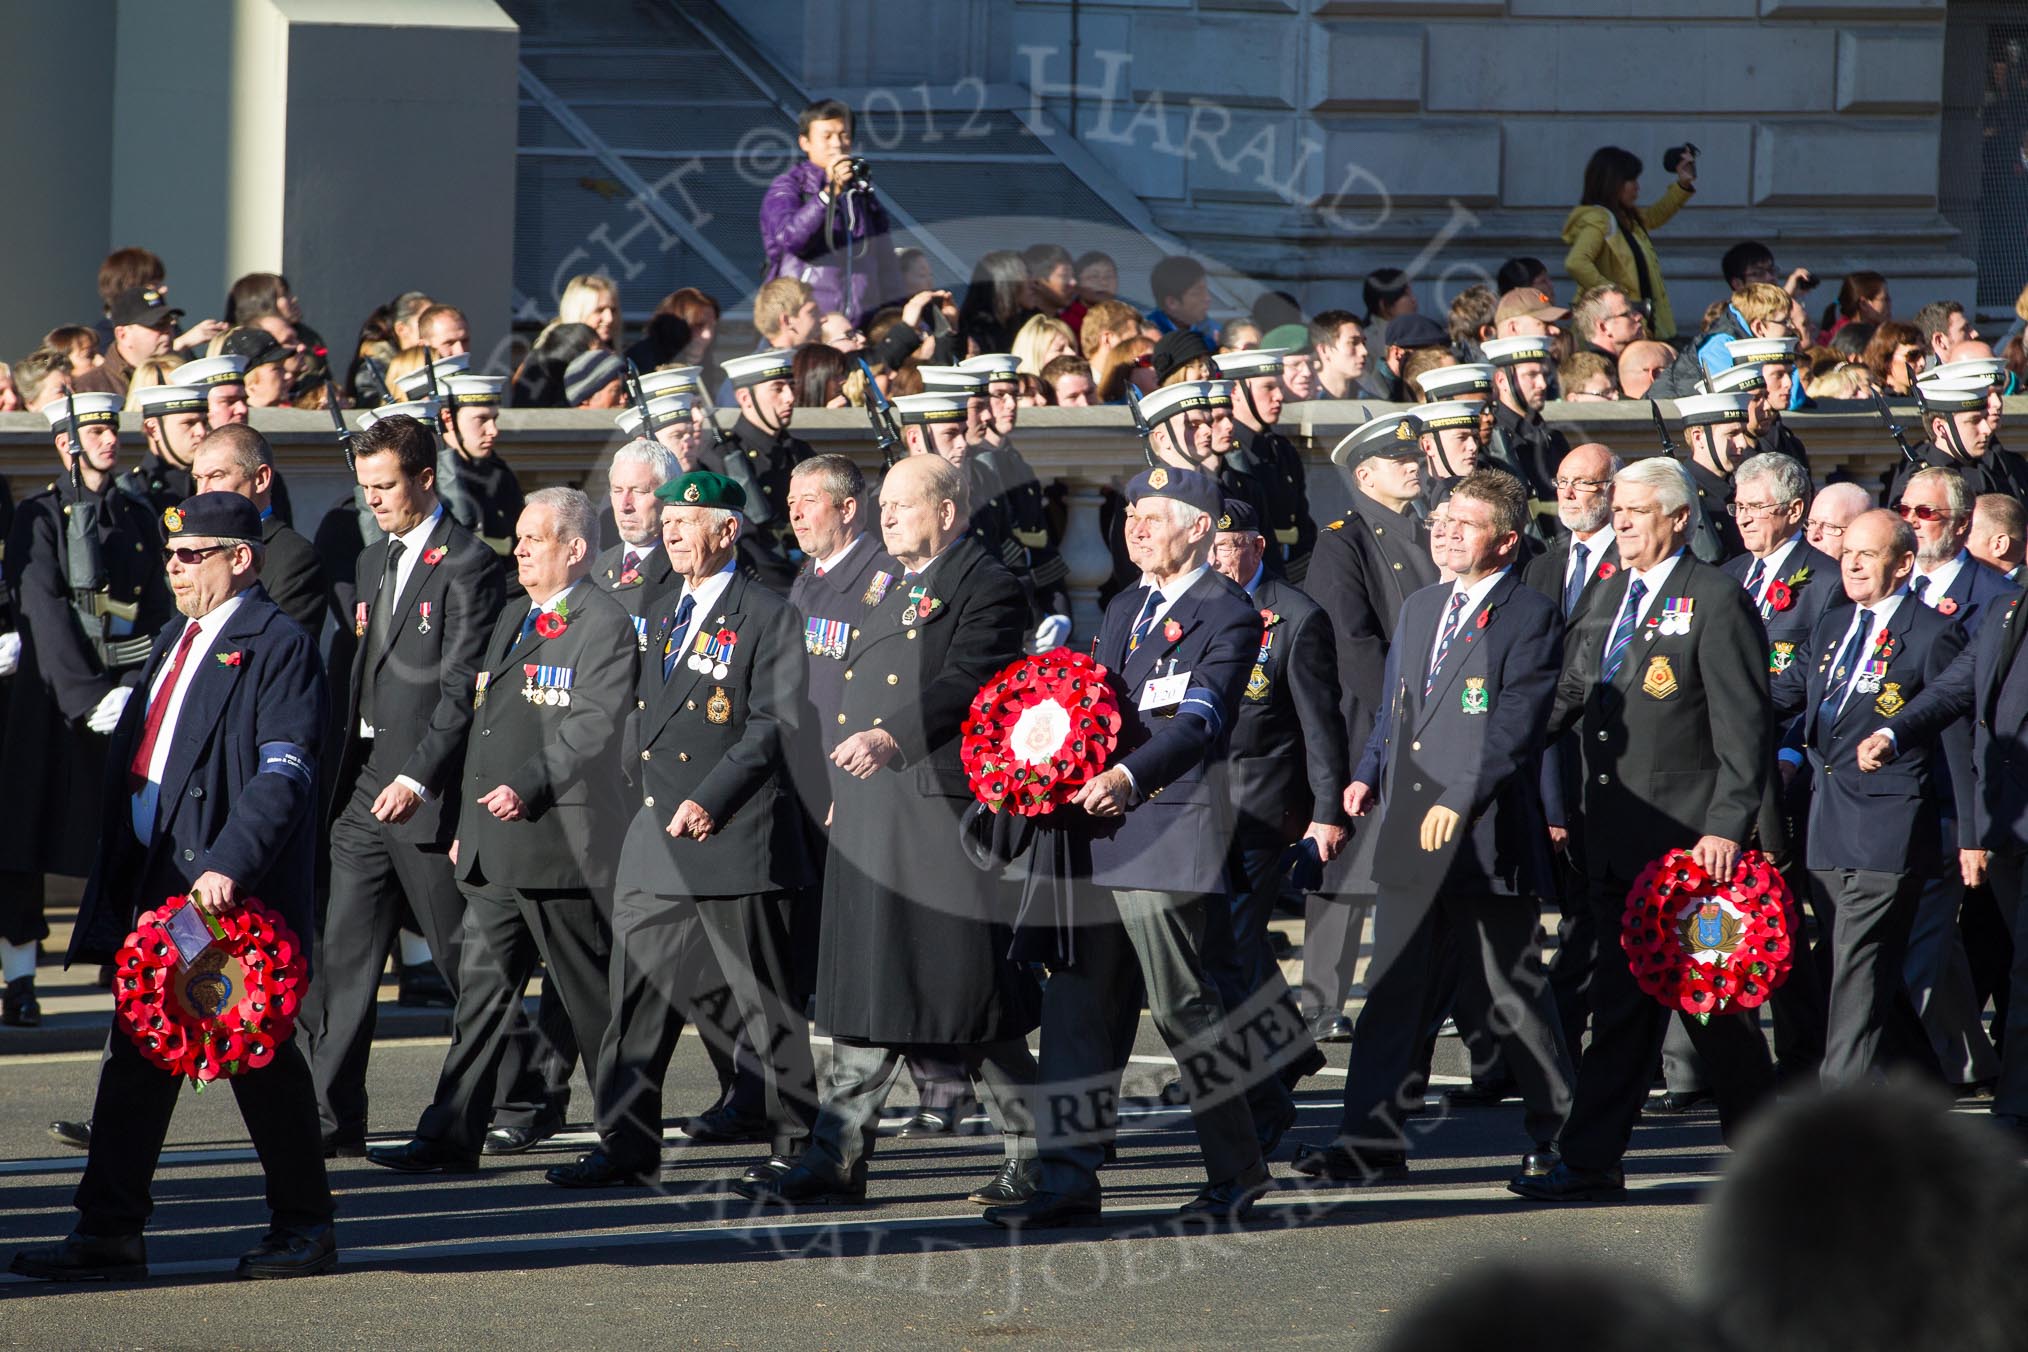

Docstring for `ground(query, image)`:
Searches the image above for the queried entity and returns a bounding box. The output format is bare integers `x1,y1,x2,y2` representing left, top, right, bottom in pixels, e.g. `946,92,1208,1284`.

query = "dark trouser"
806,1039,1037,1178
416,881,613,1153
1815,867,1928,1089
1036,889,1264,1197
1204,835,1318,1131
304,770,469,1140
489,982,578,1132
1902,842,2000,1085
1299,895,1368,1021
1977,852,2028,1119
1558,873,1776,1173
1961,881,2013,1053
1341,887,1572,1152
0,868,48,947
75,1027,333,1237
594,887,816,1169
905,1053,978,1113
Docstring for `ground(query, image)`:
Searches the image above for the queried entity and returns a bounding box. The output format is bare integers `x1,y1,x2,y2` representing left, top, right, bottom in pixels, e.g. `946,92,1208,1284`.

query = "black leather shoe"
1291,1141,1408,1183
483,1123,560,1155
899,1103,975,1137
1255,1096,1300,1157
1644,1089,1716,1115
1508,1161,1626,1201
396,960,454,1008
739,1154,796,1187
983,1189,1102,1229
681,1105,770,1145
322,1133,367,1160
2,976,40,1027
546,1150,655,1189
1176,1164,1271,1225
967,1158,1039,1206
1309,1012,1354,1044
366,1138,480,1174
1280,1044,1329,1089
236,1224,337,1280
734,1160,866,1206
9,1232,147,1282
1519,1142,1561,1179
48,1119,92,1150
1443,1080,1516,1108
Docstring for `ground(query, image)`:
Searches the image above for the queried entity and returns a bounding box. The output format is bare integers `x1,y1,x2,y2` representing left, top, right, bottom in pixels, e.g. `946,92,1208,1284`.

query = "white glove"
0,632,18,678
1034,614,1073,653
86,684,133,734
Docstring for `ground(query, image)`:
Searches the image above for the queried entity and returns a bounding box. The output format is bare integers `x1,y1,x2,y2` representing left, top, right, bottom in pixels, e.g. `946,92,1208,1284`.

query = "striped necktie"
1425,591,1469,697
1601,577,1649,683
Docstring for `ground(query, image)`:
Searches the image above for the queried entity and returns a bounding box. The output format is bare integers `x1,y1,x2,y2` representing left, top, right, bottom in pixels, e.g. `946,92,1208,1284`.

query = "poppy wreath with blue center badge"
112,895,309,1085
961,651,1122,816
1620,848,1795,1020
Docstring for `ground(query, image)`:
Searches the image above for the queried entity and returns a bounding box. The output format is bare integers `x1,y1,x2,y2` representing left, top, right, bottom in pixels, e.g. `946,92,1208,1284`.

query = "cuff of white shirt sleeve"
394,774,431,803
1875,729,1896,746
1115,765,1139,801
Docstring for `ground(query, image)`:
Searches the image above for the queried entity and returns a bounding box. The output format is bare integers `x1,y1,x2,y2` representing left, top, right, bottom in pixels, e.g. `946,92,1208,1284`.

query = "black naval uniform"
1684,458,1745,564
1227,425,1316,582
721,416,810,592
441,450,523,557
1491,402,1569,505
970,438,1069,622
1887,442,2028,505
113,455,193,516
260,511,327,639
0,477,173,943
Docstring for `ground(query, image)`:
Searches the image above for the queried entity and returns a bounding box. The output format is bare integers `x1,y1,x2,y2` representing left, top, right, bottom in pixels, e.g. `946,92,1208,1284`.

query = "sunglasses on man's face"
1895,503,1951,523
162,544,232,565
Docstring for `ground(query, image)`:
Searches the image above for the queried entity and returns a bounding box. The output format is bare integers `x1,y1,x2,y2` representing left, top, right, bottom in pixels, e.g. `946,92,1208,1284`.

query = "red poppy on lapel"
216,651,242,667
1596,561,1616,580
535,612,568,639
1162,618,1183,644
423,545,447,565
1938,597,1959,616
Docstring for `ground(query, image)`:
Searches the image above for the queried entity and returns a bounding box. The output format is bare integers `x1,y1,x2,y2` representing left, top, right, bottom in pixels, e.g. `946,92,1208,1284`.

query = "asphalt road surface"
0,1022,1726,1350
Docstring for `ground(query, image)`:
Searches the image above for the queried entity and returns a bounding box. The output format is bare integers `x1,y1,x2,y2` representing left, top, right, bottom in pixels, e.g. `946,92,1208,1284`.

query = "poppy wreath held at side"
961,650,1123,817
112,896,309,1085
1621,848,1795,1020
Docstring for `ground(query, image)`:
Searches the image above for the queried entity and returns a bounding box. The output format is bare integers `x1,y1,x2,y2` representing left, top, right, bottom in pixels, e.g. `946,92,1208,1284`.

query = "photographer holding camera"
1561,144,1698,344
760,98,903,329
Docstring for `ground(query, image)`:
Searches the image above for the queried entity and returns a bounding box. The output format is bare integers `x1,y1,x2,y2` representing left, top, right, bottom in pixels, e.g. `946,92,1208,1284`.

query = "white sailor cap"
42,392,122,429
892,392,971,426
1328,411,1421,467
1703,362,1768,395
135,384,208,418
917,365,990,394
1213,347,1286,379
1674,391,1753,427
1137,380,1222,426
358,400,440,430
1726,337,1799,365
176,355,247,387
638,365,702,398
1417,363,1496,399
1482,335,1555,367
1414,400,1483,435
444,374,505,406
1916,378,1995,414
616,392,696,436
723,349,795,388
959,353,1023,385
1916,357,2007,388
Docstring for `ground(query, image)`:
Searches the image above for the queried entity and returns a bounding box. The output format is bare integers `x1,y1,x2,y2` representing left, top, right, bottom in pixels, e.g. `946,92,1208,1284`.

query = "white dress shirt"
671,560,738,660
1912,550,1968,608
814,533,868,578
1426,568,1508,677
1565,526,1615,592
361,507,446,802
1132,566,1207,638
131,594,246,839
1742,534,1801,610
1604,550,1684,643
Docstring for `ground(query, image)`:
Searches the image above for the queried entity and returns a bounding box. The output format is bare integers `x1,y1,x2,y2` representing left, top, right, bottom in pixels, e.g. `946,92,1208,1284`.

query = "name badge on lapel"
1140,670,1189,712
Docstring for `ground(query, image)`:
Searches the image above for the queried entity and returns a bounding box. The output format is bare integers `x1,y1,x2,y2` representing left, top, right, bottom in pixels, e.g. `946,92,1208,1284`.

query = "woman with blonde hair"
120,354,189,411
1011,313,1076,377
558,273,621,350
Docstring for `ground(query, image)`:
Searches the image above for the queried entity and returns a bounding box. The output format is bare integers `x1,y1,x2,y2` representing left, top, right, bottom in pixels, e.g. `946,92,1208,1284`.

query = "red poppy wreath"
1621,848,1796,1019
113,896,309,1084
961,651,1123,817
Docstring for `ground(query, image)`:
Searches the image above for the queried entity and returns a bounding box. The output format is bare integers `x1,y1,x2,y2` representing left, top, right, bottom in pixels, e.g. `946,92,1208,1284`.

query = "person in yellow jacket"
1562,146,1698,343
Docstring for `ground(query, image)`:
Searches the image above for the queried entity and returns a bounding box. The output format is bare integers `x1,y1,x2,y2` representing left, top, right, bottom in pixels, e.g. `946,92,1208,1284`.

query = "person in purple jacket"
759,99,903,328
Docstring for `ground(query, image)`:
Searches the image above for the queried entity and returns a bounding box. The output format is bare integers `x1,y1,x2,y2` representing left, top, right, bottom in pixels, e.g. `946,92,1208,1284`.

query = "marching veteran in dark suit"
1511,456,1777,1202
740,453,1041,1209
1299,411,1440,1040
10,493,335,1282
546,471,818,1190
304,414,507,1153
1297,470,1573,1184
1204,497,1340,1134
987,466,1269,1231
1767,509,1967,1087
594,437,682,630
368,488,637,1174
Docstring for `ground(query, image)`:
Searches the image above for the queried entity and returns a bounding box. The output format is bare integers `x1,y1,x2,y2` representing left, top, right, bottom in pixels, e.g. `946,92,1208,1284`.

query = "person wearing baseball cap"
216,327,291,409
1493,287,1571,339
74,286,184,400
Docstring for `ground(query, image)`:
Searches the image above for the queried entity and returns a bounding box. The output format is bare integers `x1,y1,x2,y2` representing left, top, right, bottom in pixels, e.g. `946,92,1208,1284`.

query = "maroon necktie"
127,622,202,791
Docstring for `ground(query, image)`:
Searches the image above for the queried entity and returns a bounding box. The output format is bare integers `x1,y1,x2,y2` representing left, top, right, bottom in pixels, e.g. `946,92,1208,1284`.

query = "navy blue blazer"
1086,567,1258,895
1723,538,1841,679
1769,595,1967,873
1926,553,2014,638
71,585,328,969
1354,569,1560,897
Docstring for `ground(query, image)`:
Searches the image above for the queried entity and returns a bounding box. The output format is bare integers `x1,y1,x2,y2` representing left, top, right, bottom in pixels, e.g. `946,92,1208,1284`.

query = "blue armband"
257,741,316,787
1176,686,1225,738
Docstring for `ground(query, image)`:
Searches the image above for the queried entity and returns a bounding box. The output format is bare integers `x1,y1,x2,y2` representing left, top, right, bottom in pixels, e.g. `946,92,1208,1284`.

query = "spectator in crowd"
1805,362,1876,401
227,272,328,388
1913,299,1978,367
1218,318,1261,352
630,287,722,392
75,286,182,399
92,246,227,358
956,249,1030,355
1818,270,1891,345
0,362,17,412
1144,254,1216,343
1079,299,1143,365
759,98,901,326
1861,320,1927,396
1694,282,1795,378
1804,480,1873,558
1617,339,1673,399
1493,287,1568,341
10,347,71,410
562,349,626,410
1562,144,1697,341
1400,347,1458,401
119,356,187,408
1251,289,1303,333
895,247,935,301
1830,323,1877,362
1070,250,1117,323
1361,312,1447,402
44,325,100,375
1559,351,1619,400
347,291,433,407
792,343,849,408
558,274,621,352
754,277,820,359
417,304,469,360
1571,283,1643,361
818,312,866,354
1011,314,1075,376
1040,355,1095,406
1015,373,1049,407
1359,267,1416,350
1496,256,1554,303
1721,239,1819,301
1970,491,2026,579
510,321,600,408
1308,311,1369,400
1276,344,1320,403
1022,243,1076,321
1448,284,1497,359
1093,335,1153,404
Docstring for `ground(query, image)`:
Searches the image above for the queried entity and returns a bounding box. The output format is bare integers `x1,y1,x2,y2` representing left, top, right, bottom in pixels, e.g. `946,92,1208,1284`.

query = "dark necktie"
362,538,406,726
520,608,541,643
1817,609,1875,731
1911,574,1930,604
128,621,202,792
1564,541,1589,617
1425,591,1469,696
663,594,695,681
1602,577,1649,683
622,549,640,577
1742,556,1765,599
1129,588,1165,653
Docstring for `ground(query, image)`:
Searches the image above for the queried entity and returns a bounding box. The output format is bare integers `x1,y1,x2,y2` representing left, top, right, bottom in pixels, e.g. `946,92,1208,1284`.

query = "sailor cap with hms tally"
617,391,696,436
1481,334,1555,367
392,353,473,401
1214,347,1285,379
176,355,247,387
1417,363,1496,399
1138,380,1223,425
722,349,795,388
134,384,208,418
43,392,122,429
443,373,505,406
1702,361,1768,395
891,392,971,426
1726,337,1799,366
1916,375,1996,414
637,365,703,398
1917,356,2007,389
1414,400,1482,434
959,353,1022,386
1328,410,1421,467
917,365,990,395
1674,390,1753,427
358,399,440,430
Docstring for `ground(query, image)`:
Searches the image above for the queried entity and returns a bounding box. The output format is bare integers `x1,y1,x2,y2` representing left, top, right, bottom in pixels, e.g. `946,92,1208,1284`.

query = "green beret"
654,469,747,513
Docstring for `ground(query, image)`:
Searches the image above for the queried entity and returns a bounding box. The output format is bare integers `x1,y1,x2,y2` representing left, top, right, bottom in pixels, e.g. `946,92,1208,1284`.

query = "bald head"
1945,337,1996,365
1618,341,1675,400
1971,492,2026,573
1805,480,1874,560
878,452,968,567
1555,442,1621,535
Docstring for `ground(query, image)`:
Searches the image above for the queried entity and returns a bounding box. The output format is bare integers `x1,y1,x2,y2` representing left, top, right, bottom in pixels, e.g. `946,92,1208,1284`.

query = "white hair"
526,485,600,554
610,437,679,485
1734,452,1811,507
1139,495,1213,533
663,502,742,540
1615,455,1693,516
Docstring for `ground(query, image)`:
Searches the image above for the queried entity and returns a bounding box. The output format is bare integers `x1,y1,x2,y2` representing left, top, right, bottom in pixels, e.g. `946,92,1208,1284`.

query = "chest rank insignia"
706,686,732,724
1460,676,1489,714
1245,664,1270,701
1642,655,1678,699
1875,681,1905,718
